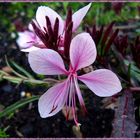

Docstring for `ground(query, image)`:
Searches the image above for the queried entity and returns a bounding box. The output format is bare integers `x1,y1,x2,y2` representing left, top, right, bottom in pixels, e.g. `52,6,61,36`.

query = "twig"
114,24,140,30
130,87,140,92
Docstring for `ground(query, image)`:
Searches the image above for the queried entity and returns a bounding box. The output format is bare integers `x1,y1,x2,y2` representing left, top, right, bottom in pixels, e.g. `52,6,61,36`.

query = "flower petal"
28,49,67,75
28,23,34,32
36,6,64,35
72,3,91,31
16,31,37,49
78,69,122,97
70,33,97,71
38,80,69,118
21,46,40,52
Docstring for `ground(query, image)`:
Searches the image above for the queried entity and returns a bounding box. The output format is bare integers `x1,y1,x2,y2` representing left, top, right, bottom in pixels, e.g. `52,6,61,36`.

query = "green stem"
0,73,88,89
1,75,47,85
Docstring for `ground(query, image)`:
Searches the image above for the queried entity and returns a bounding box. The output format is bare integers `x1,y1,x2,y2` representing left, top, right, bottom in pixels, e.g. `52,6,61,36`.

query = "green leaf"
63,2,69,14
131,70,140,82
0,96,39,118
10,61,34,79
124,60,140,74
124,60,140,82
5,56,27,79
0,129,9,138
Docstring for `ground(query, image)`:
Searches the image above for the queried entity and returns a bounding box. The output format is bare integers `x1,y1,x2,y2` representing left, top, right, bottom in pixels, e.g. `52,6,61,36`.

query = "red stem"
121,91,129,137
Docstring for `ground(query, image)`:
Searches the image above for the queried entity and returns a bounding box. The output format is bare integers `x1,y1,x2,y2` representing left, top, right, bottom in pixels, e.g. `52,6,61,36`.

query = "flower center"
68,68,77,77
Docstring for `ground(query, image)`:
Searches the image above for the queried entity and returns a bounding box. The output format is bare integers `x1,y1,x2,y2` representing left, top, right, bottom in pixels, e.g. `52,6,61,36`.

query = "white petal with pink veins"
36,6,64,35
72,3,91,31
17,31,37,49
21,46,40,52
28,49,67,75
78,69,122,97
38,80,69,118
70,33,97,71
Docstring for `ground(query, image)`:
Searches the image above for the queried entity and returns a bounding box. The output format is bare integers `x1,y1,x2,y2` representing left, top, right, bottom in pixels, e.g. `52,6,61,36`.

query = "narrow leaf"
11,61,34,79
5,56,27,79
0,96,39,118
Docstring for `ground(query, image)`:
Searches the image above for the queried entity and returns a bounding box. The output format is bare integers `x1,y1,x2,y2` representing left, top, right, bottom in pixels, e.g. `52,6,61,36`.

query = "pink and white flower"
16,30,44,52
36,3,91,34
16,22,45,52
28,33,122,125
17,3,91,52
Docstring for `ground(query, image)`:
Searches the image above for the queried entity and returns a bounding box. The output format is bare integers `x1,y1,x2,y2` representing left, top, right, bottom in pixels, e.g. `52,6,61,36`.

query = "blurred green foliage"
0,128,9,138
0,2,140,52
0,2,140,33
